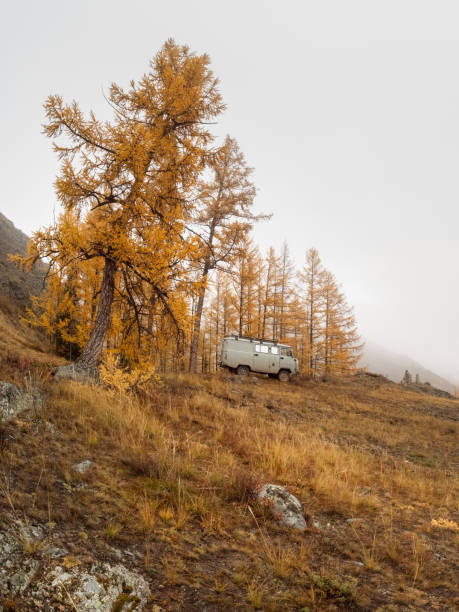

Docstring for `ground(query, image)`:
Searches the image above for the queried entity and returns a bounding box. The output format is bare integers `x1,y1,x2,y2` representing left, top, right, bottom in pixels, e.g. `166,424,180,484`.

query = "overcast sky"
1,1,458,382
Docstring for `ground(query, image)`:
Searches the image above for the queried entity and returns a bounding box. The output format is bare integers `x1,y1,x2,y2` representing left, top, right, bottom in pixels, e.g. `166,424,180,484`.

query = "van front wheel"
236,365,250,377
278,370,290,382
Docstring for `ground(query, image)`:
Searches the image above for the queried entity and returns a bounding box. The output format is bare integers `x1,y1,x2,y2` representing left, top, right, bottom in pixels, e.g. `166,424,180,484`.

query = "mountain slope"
0,368,457,610
0,211,44,304
359,340,455,393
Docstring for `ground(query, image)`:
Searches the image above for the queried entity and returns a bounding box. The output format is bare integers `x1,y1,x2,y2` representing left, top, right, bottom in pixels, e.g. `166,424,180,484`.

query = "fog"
2,1,458,382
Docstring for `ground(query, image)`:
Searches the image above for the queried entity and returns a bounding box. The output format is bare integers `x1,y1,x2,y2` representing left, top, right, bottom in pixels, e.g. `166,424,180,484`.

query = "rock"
46,562,150,611
0,381,34,422
73,460,93,474
44,421,58,434
43,546,68,559
256,484,307,530
54,364,98,384
9,560,40,593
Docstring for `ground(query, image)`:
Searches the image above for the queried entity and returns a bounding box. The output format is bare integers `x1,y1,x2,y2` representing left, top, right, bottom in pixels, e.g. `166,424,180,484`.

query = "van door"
279,346,293,372
269,346,281,373
252,344,271,372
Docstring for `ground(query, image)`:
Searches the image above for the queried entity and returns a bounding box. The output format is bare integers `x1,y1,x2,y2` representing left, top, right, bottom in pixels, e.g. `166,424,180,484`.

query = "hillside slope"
0,211,44,304
359,340,455,393
0,343,458,611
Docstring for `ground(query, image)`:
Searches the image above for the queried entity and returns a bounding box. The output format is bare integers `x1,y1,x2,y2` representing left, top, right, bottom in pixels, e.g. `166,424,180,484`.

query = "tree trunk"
75,257,116,369
189,263,210,373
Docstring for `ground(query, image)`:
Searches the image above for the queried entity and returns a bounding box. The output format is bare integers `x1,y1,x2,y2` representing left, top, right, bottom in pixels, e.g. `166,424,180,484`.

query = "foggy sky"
1,1,458,382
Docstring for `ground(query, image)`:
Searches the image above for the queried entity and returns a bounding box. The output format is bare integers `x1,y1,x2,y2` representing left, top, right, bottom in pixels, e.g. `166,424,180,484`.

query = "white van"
219,335,299,382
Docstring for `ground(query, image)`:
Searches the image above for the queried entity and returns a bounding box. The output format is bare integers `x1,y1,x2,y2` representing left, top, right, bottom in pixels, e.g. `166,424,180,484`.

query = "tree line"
19,40,361,378
197,242,361,377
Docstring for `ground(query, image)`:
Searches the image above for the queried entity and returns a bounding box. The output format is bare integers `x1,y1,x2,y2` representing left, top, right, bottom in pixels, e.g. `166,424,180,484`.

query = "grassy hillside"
1,344,458,610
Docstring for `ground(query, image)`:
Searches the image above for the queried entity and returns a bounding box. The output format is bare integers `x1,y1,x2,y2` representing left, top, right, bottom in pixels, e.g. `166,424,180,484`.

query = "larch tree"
188,135,260,372
231,238,262,337
24,40,225,370
277,241,295,341
320,270,361,375
298,248,325,378
260,246,278,339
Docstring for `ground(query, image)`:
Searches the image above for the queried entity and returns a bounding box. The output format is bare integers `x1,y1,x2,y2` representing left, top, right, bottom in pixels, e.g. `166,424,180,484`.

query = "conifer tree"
402,370,412,385
188,136,260,372
320,270,361,375
298,248,325,377
24,40,224,369
277,241,295,341
260,247,278,339
232,238,262,337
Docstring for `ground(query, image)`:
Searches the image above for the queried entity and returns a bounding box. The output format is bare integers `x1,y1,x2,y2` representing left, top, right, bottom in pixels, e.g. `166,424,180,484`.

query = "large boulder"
256,483,307,530
0,381,34,422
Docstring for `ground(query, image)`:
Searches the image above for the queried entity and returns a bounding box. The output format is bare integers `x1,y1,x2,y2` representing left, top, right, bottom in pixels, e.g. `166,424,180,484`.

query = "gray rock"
43,546,68,559
54,364,98,384
257,483,307,530
9,560,40,593
0,381,34,422
47,562,150,611
73,460,94,474
44,421,58,434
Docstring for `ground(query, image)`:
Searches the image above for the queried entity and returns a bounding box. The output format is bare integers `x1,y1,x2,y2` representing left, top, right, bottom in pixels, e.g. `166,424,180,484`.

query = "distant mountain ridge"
359,340,455,394
0,211,44,304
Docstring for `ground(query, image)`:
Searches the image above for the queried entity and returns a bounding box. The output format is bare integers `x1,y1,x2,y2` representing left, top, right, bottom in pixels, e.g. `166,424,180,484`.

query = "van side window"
255,344,262,352
270,346,279,354
260,345,269,353
280,347,291,356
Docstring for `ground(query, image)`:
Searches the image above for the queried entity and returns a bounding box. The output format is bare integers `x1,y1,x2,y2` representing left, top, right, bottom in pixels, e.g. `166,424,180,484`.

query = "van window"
280,347,292,357
255,344,261,352
270,346,279,355
260,345,269,353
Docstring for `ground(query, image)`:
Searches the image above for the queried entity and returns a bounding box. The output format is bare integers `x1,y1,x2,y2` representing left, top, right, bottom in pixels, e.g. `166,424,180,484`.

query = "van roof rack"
225,334,279,345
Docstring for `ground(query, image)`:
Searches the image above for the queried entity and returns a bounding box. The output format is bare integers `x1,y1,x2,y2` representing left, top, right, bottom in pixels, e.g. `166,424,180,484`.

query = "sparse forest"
17,40,361,379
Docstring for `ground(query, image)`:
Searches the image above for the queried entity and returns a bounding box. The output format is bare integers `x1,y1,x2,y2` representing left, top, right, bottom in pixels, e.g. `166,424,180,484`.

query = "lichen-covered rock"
9,559,40,593
257,483,306,530
0,381,34,422
0,522,43,595
0,516,148,610
54,364,98,384
46,563,150,611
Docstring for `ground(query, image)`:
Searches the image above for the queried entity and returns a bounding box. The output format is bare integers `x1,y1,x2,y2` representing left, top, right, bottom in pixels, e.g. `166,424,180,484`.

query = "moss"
111,585,140,612
312,574,360,609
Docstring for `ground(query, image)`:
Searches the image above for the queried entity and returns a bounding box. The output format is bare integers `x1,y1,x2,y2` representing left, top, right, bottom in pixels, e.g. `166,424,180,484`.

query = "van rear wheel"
236,365,250,377
278,370,290,382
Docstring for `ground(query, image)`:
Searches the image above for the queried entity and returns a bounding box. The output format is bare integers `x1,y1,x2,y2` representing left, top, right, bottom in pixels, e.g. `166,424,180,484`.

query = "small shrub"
224,468,260,503
312,574,359,608
99,353,160,395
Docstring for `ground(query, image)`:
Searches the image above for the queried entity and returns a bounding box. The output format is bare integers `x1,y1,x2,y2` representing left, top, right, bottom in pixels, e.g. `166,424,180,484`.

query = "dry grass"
0,360,458,610
0,296,64,385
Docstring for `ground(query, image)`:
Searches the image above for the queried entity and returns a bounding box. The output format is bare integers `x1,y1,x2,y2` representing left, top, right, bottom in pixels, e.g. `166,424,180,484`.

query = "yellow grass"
1,363,458,610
